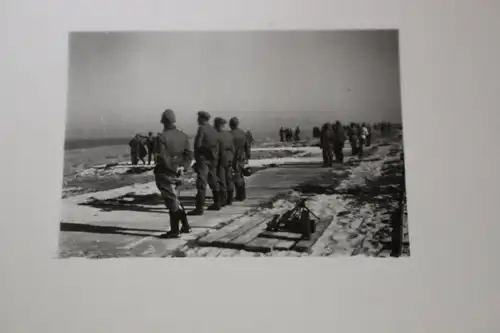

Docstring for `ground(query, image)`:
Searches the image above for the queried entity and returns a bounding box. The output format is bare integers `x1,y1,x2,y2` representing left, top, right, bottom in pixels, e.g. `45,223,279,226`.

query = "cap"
197,111,211,120
229,117,240,127
161,109,176,124
214,117,227,126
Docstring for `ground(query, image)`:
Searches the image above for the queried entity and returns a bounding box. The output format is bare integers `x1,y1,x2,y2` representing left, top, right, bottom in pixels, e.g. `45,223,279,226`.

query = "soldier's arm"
182,135,194,170
194,126,203,152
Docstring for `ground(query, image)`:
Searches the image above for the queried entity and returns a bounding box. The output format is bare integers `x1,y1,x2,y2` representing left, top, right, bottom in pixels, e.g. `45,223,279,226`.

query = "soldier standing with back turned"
229,117,251,201
214,117,235,207
154,109,193,238
189,111,221,216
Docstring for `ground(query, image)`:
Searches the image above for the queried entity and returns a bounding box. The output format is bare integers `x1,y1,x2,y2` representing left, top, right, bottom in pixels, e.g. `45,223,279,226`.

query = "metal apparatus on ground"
266,198,320,240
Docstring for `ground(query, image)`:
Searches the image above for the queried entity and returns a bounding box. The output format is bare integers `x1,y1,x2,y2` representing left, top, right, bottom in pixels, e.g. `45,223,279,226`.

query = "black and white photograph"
59,30,408,258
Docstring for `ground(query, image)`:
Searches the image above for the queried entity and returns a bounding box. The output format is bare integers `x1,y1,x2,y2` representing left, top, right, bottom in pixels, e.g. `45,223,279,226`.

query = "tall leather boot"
240,184,247,201
226,190,233,206
188,191,205,216
220,191,227,207
178,209,192,234
208,191,221,211
161,211,180,238
234,185,243,202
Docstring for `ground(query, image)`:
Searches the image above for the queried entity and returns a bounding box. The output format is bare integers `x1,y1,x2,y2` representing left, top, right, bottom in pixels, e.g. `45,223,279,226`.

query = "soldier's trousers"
131,153,138,165
350,140,357,156
232,161,246,188
195,159,220,194
218,163,234,193
155,173,181,212
334,142,344,163
358,138,365,157
322,146,333,166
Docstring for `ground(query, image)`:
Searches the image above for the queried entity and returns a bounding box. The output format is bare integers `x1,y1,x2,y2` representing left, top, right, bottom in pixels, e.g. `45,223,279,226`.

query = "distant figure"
312,126,321,138
279,127,285,142
333,121,346,164
366,124,372,147
153,109,193,238
189,110,221,216
320,123,335,167
246,130,254,147
129,134,147,165
286,128,293,142
214,117,235,207
230,117,251,202
358,123,369,158
294,126,301,141
348,124,358,156
146,132,156,165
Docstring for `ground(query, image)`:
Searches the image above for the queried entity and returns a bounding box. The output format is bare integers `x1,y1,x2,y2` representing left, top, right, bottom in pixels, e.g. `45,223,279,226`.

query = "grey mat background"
2,0,499,332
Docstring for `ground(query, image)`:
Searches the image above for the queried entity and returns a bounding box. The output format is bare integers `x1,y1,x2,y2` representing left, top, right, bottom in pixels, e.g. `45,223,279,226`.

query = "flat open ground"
59,135,408,258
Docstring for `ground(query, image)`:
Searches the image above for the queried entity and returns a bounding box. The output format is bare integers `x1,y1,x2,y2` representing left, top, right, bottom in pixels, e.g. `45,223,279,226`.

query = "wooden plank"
293,218,332,253
273,240,297,251
244,237,281,253
197,214,254,245
211,215,269,248
229,221,270,248
259,230,303,241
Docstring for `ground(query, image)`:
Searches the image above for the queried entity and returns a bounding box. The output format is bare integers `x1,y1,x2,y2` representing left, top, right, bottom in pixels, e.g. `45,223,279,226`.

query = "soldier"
349,123,358,156
366,124,372,147
333,121,346,163
312,126,320,139
358,123,368,158
146,132,156,165
279,127,285,142
294,126,301,141
246,130,254,147
189,110,221,216
320,123,335,167
229,117,251,201
153,109,193,238
129,134,147,165
214,117,235,207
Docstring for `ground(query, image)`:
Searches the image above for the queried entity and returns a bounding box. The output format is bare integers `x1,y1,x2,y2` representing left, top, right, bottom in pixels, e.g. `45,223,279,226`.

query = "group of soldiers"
279,126,301,142
316,121,375,166
128,132,157,165
150,109,253,239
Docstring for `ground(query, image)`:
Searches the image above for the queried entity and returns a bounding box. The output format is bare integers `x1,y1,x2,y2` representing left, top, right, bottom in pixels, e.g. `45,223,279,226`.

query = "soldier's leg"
189,161,208,215
226,165,234,205
322,148,328,167
327,146,334,166
207,162,221,210
217,164,228,207
155,174,183,238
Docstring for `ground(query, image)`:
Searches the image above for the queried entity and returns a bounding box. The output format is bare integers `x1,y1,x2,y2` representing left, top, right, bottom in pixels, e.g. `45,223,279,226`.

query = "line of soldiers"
279,126,301,142
319,121,373,166
152,109,252,239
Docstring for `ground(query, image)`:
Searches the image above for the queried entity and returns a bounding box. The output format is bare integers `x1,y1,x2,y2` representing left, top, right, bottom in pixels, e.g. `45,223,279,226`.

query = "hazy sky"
66,30,401,140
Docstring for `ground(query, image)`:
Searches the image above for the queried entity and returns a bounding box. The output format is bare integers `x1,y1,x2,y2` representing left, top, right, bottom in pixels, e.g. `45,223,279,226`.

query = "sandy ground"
59,133,408,258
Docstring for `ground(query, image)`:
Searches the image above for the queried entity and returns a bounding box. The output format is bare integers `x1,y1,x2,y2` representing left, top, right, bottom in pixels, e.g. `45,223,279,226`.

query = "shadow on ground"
60,222,165,237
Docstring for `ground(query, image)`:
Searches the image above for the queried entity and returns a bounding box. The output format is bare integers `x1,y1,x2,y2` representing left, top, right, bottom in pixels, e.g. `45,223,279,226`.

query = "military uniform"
320,123,335,167
333,121,346,163
154,109,193,238
147,133,156,165
230,117,250,201
190,111,221,215
214,117,235,206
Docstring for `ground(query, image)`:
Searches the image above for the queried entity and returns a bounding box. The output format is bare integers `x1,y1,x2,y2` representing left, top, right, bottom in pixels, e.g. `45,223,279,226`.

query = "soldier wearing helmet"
189,110,221,215
154,109,193,238
229,117,251,201
214,117,235,206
